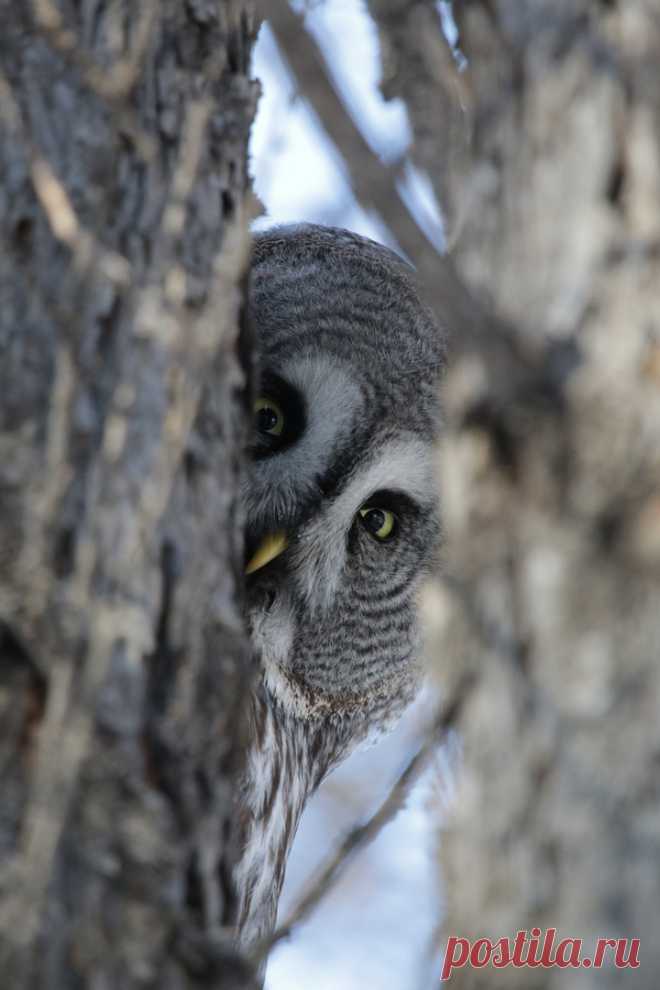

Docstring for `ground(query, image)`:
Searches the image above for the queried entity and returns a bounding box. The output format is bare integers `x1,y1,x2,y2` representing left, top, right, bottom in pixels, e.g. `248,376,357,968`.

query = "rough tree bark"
0,3,259,988
423,2,660,986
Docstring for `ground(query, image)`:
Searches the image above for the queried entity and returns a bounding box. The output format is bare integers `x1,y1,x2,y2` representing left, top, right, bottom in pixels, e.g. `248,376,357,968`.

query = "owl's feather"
235,224,445,948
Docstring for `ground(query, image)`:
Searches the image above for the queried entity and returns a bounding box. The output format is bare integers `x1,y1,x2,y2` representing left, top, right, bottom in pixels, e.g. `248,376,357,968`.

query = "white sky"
249,4,454,988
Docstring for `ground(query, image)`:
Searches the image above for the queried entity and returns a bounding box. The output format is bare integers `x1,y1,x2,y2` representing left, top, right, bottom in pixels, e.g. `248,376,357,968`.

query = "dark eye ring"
358,506,397,541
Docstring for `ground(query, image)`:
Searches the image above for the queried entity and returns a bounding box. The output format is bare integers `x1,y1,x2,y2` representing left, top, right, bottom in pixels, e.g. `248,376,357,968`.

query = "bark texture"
0,3,259,988
423,2,660,986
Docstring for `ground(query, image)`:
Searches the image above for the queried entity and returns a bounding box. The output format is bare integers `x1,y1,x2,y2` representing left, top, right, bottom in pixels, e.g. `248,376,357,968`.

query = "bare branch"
366,0,472,244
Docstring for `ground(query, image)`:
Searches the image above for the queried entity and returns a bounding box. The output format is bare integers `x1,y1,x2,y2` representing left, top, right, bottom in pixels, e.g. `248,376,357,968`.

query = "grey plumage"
235,223,445,948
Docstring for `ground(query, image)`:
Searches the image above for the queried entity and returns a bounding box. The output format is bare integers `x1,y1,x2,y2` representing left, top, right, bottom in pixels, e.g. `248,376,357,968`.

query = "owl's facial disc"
243,223,446,739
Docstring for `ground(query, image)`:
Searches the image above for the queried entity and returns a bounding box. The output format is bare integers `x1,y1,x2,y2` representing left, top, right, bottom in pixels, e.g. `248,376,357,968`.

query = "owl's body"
236,224,444,947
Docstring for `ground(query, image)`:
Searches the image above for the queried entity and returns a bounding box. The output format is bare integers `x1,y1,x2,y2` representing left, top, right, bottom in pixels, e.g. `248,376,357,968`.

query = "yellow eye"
254,397,285,437
359,506,396,541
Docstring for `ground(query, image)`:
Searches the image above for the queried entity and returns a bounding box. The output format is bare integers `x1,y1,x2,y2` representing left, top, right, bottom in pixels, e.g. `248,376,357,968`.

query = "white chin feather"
248,596,316,718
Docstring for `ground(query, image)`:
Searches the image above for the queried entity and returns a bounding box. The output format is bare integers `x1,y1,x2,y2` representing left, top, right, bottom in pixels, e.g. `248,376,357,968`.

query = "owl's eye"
254,397,285,438
358,506,397,541
250,375,306,459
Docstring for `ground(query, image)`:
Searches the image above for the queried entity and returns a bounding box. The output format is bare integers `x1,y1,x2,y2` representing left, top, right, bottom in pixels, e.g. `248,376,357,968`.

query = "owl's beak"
245,531,288,575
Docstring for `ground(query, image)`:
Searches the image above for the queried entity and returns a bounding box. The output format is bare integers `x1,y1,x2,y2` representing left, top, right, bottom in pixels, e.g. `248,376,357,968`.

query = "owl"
235,223,445,949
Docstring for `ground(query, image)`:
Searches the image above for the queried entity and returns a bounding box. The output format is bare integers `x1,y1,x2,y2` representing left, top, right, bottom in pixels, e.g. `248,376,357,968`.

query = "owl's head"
243,224,444,754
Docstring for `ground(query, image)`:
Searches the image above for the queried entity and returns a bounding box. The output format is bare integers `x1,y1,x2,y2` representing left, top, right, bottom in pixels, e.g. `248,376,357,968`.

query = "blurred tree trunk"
0,3,259,988
428,1,660,985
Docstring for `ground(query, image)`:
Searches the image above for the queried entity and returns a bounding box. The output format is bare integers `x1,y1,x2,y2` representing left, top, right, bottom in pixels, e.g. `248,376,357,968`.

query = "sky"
249,3,455,988
250,1,447,251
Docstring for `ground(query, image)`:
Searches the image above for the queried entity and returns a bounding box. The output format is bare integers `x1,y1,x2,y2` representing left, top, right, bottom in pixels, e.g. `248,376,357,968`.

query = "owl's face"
243,225,444,745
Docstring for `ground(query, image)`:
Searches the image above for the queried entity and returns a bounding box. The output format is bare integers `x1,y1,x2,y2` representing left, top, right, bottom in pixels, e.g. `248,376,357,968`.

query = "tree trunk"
0,3,259,988
431,1,660,985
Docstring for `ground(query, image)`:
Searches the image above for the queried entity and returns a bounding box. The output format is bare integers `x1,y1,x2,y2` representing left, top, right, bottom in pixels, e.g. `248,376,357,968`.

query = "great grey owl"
235,223,445,948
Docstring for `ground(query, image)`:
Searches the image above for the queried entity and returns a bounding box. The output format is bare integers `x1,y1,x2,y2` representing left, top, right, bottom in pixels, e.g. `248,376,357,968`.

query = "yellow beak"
245,531,288,575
